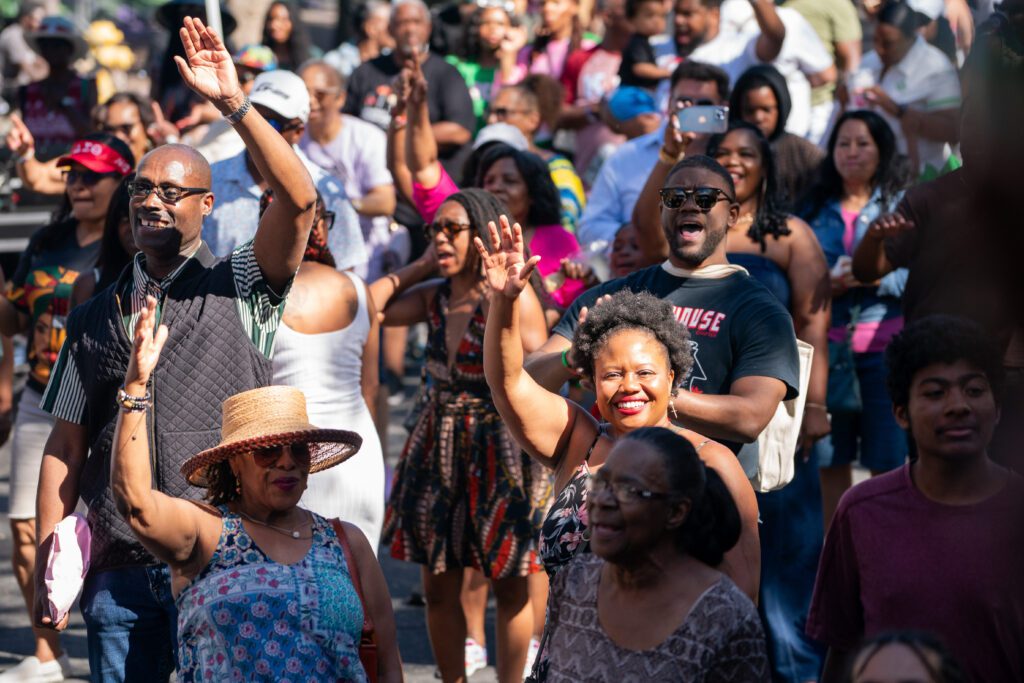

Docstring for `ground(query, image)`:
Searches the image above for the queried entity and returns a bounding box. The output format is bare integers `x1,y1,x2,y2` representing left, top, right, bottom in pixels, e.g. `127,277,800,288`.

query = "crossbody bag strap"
331,519,376,636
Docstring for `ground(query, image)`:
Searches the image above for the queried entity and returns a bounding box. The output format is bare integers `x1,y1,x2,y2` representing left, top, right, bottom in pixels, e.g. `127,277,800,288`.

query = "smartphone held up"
673,105,729,134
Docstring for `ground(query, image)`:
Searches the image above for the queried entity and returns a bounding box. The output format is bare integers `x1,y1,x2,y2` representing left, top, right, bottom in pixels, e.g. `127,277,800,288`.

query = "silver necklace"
236,509,312,539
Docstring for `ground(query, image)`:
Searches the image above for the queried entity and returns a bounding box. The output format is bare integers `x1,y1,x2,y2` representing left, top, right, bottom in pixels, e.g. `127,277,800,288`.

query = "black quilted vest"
67,244,272,572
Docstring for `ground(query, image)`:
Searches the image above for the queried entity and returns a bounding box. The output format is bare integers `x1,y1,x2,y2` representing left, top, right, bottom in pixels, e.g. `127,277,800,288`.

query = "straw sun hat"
181,386,362,487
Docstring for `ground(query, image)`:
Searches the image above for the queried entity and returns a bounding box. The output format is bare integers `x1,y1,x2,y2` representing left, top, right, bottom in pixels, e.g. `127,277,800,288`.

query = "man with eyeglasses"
578,60,729,256
203,69,366,272
33,18,319,680
528,154,799,470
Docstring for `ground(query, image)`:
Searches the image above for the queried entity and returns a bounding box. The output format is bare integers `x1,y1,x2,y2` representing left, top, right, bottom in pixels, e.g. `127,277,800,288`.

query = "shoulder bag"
331,519,379,683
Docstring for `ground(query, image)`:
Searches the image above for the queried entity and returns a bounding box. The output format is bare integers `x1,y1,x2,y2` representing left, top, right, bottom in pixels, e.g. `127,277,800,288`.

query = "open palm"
474,215,540,301
174,16,240,104
125,296,169,388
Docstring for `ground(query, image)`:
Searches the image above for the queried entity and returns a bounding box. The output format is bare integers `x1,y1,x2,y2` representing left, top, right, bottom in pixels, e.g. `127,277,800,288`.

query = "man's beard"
666,223,726,268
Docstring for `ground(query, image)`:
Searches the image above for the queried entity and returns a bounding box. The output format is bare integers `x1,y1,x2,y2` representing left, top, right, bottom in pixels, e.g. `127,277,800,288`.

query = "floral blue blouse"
175,507,366,682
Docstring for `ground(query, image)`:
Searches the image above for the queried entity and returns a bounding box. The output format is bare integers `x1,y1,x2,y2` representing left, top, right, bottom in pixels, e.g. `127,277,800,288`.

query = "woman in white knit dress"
267,191,386,547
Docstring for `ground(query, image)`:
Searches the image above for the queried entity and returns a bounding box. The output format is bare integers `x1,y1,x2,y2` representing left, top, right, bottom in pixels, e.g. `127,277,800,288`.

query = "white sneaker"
523,637,541,679
0,654,70,682
465,638,487,677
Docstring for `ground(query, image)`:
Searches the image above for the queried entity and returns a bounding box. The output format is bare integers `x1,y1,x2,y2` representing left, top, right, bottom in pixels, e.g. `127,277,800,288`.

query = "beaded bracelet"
117,386,152,413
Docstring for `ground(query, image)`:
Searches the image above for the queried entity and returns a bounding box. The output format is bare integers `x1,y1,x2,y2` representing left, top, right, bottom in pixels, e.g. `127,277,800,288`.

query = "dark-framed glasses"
63,168,121,187
586,476,672,504
265,116,304,133
424,219,472,241
659,187,732,212
251,443,312,469
127,179,210,205
318,210,336,231
488,106,529,120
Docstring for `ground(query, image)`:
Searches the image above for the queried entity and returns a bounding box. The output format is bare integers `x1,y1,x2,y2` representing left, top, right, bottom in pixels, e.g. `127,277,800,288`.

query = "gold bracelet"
658,147,683,166
805,402,829,412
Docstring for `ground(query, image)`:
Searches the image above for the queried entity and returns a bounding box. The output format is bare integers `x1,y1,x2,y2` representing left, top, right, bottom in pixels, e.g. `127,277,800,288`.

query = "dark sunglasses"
251,443,312,469
675,97,715,107
424,219,472,240
238,70,257,84
127,179,210,205
317,210,336,231
659,187,733,212
488,106,528,119
100,122,140,138
265,116,304,133
64,168,121,186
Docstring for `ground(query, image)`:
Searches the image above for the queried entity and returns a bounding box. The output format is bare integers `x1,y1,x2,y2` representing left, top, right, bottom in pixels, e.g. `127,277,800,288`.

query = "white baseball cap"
472,122,530,151
906,0,944,19
250,70,311,124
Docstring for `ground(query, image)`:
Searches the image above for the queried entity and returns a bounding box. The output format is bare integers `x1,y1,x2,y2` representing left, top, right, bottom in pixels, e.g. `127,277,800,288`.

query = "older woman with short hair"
110,297,402,682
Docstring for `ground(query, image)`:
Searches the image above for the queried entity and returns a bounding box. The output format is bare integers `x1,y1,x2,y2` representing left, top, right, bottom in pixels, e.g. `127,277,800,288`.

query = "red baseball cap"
57,139,133,176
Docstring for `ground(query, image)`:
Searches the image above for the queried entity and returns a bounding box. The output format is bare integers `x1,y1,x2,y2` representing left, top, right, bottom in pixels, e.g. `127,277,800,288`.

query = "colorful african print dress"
176,507,367,682
382,280,551,577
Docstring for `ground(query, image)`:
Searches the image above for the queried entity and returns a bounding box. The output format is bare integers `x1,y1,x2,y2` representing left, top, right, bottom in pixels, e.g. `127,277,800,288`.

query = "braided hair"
707,121,790,252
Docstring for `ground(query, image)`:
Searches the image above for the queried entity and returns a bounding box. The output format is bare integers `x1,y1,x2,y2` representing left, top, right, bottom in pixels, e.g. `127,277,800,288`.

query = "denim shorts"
815,350,909,472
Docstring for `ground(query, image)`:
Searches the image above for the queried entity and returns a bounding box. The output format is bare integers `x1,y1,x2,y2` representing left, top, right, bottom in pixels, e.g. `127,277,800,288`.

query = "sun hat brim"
181,428,362,487
26,32,89,63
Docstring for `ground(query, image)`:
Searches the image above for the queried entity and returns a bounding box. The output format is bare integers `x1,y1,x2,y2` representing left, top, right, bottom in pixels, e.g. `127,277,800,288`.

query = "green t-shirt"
784,0,862,106
446,56,496,132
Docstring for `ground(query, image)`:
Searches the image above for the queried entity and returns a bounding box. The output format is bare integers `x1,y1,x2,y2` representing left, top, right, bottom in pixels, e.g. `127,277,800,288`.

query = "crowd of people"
0,0,1022,681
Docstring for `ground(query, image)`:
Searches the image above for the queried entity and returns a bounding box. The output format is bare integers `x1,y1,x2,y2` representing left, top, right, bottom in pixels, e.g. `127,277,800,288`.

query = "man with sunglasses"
528,154,799,470
33,18,319,680
578,60,729,256
204,69,366,272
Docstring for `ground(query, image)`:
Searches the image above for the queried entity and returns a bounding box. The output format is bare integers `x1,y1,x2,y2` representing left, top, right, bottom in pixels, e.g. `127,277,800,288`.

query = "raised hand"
173,16,242,110
474,215,541,301
147,101,182,143
5,114,35,157
866,212,915,242
125,296,169,390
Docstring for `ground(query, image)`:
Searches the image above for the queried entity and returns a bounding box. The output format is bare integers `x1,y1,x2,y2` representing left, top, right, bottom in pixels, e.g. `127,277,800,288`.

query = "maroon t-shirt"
807,464,1024,682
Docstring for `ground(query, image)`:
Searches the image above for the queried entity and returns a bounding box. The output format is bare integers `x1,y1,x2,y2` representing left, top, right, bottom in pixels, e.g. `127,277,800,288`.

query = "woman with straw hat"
110,296,403,682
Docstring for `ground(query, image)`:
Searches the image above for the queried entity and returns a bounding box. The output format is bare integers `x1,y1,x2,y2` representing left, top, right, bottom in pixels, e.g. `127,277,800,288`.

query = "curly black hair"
885,315,1005,409
459,4,514,62
707,121,790,252
572,291,693,389
851,631,968,683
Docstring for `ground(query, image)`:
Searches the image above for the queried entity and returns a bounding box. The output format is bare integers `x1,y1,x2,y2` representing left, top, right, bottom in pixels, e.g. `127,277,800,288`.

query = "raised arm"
5,115,66,196
751,0,786,63
631,111,695,263
386,71,414,205
478,217,594,472
174,17,317,292
110,296,216,569
851,212,911,283
406,59,442,190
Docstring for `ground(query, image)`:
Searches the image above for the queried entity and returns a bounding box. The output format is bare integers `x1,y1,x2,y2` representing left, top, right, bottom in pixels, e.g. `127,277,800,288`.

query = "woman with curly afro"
477,217,760,681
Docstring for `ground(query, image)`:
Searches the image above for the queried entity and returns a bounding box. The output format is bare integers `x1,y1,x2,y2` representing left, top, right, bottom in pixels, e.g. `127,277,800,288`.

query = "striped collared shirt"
40,240,288,424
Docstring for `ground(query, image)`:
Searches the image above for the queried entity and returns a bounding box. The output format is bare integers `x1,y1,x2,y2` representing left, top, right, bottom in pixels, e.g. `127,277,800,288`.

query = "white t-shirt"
652,31,759,110
855,36,961,175
719,1,834,137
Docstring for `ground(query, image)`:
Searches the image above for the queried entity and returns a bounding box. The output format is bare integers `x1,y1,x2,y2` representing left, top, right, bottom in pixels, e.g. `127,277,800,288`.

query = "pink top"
412,167,586,307
518,37,596,80
840,207,860,255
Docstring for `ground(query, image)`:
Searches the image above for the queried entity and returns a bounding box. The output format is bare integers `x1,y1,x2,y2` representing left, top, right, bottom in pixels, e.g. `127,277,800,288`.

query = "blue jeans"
816,351,908,472
757,449,826,682
80,565,178,682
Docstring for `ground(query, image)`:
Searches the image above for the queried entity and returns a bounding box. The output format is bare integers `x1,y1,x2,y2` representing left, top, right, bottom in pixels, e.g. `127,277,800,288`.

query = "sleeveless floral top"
176,507,367,682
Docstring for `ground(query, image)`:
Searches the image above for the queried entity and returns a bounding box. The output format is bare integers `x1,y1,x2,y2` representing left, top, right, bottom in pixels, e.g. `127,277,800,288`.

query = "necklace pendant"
292,530,300,539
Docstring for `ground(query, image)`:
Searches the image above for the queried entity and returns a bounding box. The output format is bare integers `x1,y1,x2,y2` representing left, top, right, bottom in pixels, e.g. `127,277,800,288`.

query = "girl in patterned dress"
370,189,550,683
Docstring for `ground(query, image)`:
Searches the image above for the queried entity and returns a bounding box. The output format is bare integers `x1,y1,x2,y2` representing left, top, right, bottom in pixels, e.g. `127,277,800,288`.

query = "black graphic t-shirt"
343,52,476,178
553,264,800,456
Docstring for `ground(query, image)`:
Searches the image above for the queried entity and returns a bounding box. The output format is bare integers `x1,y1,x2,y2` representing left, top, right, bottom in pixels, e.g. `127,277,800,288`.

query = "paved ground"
0,362,500,682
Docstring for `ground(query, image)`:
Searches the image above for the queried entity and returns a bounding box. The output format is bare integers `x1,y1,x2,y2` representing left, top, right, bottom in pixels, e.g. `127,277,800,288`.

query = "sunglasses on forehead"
659,187,733,212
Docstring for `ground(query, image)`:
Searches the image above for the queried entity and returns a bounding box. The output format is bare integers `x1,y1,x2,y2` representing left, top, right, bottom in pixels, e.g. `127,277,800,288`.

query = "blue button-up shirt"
577,124,665,254
203,147,367,271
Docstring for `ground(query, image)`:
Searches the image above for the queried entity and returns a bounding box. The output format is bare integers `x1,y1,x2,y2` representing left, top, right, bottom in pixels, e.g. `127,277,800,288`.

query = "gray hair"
391,0,430,20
